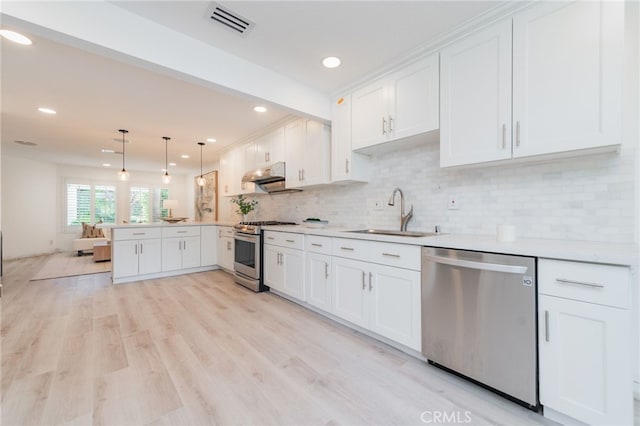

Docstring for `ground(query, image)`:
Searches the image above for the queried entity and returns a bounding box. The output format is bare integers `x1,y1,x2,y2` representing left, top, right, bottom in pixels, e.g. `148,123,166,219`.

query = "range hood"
242,161,286,184
241,162,302,194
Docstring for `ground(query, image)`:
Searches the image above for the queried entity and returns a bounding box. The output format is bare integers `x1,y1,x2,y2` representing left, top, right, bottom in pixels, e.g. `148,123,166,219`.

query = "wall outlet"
448,195,459,210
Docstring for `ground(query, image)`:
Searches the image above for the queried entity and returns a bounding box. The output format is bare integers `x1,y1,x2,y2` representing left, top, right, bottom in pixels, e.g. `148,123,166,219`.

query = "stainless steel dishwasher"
421,247,538,409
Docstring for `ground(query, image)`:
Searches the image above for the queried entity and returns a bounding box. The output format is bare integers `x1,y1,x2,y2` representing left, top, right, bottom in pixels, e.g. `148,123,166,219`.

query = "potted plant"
230,194,258,221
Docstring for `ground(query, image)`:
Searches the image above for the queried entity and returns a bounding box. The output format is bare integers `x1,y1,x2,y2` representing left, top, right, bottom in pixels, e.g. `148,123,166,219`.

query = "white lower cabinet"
216,226,234,271
162,227,201,272
332,256,421,351
306,252,332,312
113,238,162,279
538,259,632,425
264,231,305,300
200,225,217,267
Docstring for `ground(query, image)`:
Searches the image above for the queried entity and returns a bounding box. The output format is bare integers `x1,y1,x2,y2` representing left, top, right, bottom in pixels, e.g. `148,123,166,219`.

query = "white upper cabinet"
285,118,331,188
440,0,624,167
440,19,513,167
512,0,624,158
255,127,285,166
352,54,439,151
331,94,372,183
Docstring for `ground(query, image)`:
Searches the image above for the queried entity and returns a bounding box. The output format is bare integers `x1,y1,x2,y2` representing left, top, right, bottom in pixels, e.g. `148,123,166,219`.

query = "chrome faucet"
388,187,413,232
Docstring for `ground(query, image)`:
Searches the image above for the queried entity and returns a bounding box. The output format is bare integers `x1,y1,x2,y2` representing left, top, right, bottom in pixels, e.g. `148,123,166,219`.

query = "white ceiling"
1,1,502,176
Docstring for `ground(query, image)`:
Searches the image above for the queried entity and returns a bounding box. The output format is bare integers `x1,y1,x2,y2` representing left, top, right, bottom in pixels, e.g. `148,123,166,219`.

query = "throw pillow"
81,222,105,238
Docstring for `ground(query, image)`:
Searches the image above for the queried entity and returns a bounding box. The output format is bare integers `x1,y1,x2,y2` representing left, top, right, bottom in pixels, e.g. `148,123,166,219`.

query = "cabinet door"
112,240,139,278
301,120,330,186
200,226,217,267
264,245,284,291
243,141,258,172
284,119,305,187
368,264,421,350
138,238,162,275
181,236,201,269
512,1,623,158
440,19,512,167
282,247,305,301
162,237,182,272
306,253,332,312
539,295,632,425
331,257,368,328
259,126,285,164
219,237,234,271
351,79,388,150
218,150,232,196
331,95,352,182
389,54,439,140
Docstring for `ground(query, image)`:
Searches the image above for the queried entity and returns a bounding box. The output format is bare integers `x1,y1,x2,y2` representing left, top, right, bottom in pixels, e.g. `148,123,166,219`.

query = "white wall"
0,156,195,259
1,156,58,259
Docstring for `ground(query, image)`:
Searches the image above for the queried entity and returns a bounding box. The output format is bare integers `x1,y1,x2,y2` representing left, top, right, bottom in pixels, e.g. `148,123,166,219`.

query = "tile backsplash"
223,140,636,244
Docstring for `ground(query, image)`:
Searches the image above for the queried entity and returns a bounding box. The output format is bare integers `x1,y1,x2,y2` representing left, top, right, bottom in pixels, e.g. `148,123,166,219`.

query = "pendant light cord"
119,129,128,172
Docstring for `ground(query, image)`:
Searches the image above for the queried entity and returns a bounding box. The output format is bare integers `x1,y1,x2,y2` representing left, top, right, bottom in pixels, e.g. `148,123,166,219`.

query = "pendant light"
117,129,129,181
161,136,172,184
196,142,206,186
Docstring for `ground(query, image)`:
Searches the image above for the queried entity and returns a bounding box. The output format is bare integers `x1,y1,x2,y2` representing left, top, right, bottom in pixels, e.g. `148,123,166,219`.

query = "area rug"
30,252,111,281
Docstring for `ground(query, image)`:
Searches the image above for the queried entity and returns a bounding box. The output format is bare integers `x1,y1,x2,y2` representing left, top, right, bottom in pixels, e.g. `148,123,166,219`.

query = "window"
66,182,116,228
130,187,169,223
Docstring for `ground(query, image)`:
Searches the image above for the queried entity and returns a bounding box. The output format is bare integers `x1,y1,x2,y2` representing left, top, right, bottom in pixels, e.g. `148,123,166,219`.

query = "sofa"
72,223,111,256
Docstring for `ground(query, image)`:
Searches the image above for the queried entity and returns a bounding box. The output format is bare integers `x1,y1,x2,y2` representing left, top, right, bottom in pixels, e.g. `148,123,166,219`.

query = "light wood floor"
1,255,555,426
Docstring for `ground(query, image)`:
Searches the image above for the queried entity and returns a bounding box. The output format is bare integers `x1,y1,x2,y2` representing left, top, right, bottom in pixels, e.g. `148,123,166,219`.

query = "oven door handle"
233,233,259,243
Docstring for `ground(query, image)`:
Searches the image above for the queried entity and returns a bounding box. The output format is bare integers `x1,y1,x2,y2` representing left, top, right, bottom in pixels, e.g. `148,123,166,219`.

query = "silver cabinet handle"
227,241,231,250
555,278,604,289
368,272,373,291
544,310,550,342
218,229,222,238
325,262,329,279
140,243,143,254
311,243,323,247
345,159,349,173
133,232,145,236
265,152,268,163
177,230,187,234
502,123,506,149
382,117,387,134
178,241,182,250
516,121,521,147
135,243,138,255
301,169,305,181
361,271,366,290
388,115,393,132
286,239,295,243
267,236,275,240
340,247,354,251
183,240,186,250
382,252,400,258
425,254,529,275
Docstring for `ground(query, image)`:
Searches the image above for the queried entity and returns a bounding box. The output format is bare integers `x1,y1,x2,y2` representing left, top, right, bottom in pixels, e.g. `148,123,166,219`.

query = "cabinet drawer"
539,258,630,309
332,238,420,271
264,231,304,250
305,235,332,255
162,226,201,238
219,227,234,238
113,227,162,241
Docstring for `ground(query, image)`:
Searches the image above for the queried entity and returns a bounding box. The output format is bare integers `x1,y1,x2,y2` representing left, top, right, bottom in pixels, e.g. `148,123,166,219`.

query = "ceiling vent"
208,3,255,36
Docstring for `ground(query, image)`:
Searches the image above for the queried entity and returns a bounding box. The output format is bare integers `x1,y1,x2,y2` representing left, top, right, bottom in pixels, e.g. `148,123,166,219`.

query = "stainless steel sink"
346,229,439,238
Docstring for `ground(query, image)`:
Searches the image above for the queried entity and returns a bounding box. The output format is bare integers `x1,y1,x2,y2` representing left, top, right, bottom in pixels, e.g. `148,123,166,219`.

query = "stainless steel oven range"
233,221,296,292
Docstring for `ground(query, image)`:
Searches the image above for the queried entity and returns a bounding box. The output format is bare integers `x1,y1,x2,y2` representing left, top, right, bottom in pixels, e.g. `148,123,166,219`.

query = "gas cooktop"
233,221,298,235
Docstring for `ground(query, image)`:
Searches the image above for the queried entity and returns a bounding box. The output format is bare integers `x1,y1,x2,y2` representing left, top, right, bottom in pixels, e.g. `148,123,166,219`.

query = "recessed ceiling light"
13,140,37,146
102,163,111,167
181,154,190,159
169,162,177,167
254,106,267,113
37,107,56,115
101,148,115,154
0,30,32,45
206,138,217,143
322,56,341,68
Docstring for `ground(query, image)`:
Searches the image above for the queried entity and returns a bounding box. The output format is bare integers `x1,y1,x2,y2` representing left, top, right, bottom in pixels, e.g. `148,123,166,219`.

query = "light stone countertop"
262,225,640,267
107,220,236,228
